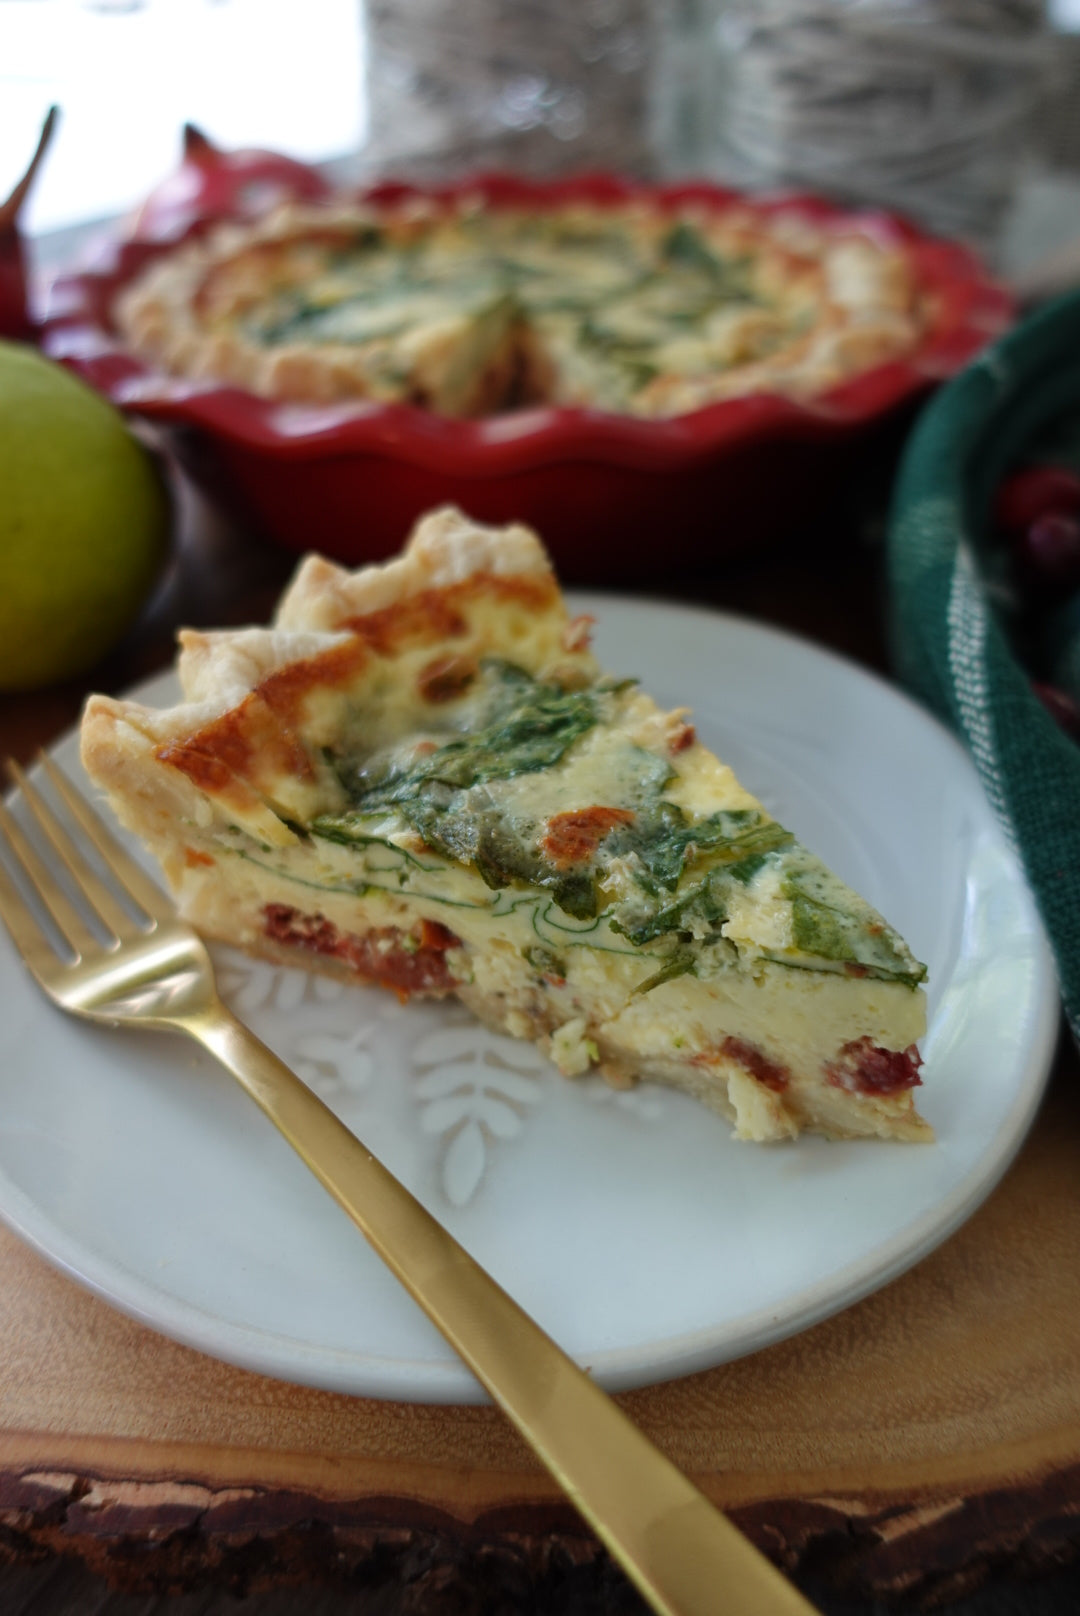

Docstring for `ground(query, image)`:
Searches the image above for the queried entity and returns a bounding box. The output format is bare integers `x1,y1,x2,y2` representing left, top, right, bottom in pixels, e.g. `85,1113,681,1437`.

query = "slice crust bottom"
80,506,930,1145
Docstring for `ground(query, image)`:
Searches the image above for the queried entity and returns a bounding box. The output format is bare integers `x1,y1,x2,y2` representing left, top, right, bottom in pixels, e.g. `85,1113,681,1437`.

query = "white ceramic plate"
0,598,1060,1403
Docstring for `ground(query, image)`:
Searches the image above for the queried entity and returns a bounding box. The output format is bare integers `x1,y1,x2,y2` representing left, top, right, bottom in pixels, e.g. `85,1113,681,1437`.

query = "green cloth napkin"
887,290,1080,1042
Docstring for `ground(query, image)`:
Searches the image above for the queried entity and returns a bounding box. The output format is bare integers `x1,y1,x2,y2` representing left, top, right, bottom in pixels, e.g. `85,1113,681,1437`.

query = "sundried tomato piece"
263,904,461,997
825,1036,922,1096
719,1035,790,1093
418,917,459,951
541,806,634,868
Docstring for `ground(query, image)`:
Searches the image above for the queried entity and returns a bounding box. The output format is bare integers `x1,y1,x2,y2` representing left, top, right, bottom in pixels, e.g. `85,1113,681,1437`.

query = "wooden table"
2,481,1079,1611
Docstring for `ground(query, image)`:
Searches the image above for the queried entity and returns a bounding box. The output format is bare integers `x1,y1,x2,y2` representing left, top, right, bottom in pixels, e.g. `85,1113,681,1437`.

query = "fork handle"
186,1001,816,1616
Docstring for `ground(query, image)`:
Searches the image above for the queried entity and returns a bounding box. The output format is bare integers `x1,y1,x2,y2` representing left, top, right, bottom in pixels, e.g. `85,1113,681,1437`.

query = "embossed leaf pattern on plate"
213,952,663,1207
412,1017,547,1206
215,952,553,1206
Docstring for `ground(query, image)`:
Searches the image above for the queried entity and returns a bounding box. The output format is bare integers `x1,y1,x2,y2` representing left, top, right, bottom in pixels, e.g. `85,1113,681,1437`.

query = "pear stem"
0,107,60,230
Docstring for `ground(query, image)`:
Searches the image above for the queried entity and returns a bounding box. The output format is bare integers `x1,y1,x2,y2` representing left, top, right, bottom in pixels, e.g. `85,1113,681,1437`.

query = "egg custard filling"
80,508,929,1143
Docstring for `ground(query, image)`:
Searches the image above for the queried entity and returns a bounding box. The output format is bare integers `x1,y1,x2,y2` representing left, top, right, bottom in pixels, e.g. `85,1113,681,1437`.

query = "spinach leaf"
471,812,597,919
632,946,696,996
611,864,728,947
662,221,724,278
314,663,610,917
314,661,804,945
333,662,601,814
661,225,759,305
726,851,771,885
609,805,793,893
782,866,927,983
524,944,567,979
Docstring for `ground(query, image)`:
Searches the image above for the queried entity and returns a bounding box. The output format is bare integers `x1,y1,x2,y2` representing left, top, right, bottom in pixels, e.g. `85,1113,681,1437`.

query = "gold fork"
0,754,818,1616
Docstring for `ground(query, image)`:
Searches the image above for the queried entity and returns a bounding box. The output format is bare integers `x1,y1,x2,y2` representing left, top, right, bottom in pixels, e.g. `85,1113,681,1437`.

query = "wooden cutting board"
2,1035,1079,1608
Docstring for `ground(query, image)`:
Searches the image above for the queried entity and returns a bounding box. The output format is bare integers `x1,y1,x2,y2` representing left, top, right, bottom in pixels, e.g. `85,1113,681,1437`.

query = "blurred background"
2,0,1079,269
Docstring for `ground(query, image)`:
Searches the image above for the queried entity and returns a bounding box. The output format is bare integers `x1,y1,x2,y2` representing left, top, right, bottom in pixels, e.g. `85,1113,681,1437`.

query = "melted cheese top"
155,570,925,992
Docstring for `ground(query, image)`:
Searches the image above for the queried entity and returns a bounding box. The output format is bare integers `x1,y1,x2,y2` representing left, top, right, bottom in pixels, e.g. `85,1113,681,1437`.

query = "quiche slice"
80,508,930,1144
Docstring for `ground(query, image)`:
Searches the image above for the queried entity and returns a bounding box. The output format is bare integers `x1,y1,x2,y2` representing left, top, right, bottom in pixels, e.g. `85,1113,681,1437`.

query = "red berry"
1032,682,1080,740
1015,512,1080,594
996,466,1080,533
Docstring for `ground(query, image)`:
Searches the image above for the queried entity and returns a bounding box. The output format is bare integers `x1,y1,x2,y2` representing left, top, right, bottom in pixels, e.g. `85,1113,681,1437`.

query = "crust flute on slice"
81,507,929,1143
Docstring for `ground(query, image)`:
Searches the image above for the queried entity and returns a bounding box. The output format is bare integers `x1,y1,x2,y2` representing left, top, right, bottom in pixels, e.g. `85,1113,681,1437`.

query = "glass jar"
361,0,657,180
706,0,1056,246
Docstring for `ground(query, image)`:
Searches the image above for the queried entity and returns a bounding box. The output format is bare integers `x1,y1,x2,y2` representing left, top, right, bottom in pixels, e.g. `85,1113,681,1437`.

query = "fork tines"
0,755,168,979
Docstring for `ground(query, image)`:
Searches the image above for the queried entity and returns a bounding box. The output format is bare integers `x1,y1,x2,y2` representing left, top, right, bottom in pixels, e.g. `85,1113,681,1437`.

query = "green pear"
0,342,169,690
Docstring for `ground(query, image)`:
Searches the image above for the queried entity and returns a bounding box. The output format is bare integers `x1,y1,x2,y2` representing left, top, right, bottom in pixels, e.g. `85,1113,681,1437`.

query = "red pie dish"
40,172,1012,581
